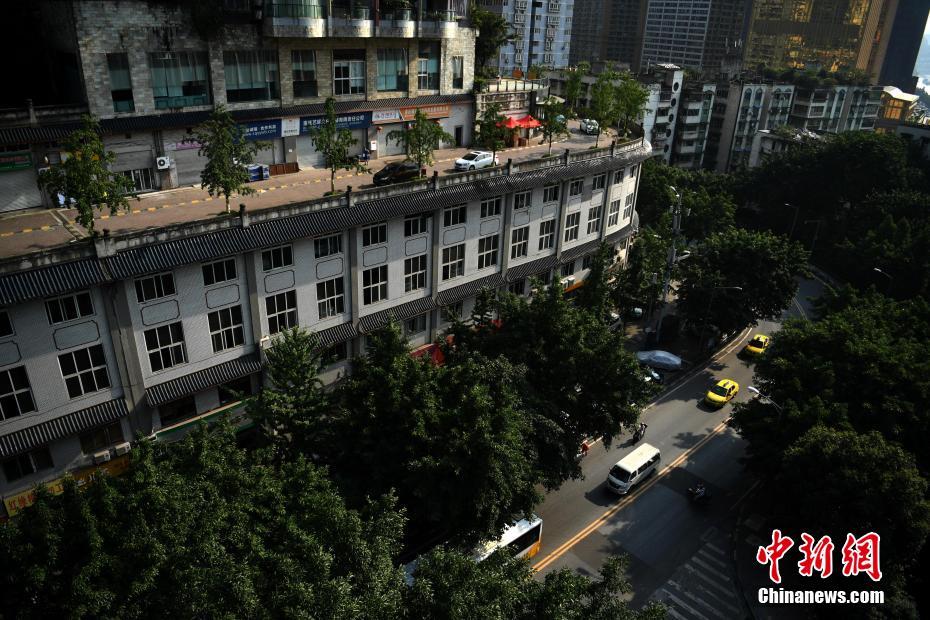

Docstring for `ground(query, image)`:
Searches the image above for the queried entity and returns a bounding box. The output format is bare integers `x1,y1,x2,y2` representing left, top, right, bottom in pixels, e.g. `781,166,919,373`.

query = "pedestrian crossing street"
650,540,749,620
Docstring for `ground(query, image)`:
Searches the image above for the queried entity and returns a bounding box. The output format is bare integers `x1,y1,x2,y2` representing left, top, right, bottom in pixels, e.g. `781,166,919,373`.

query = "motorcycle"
632,423,647,443
687,484,710,503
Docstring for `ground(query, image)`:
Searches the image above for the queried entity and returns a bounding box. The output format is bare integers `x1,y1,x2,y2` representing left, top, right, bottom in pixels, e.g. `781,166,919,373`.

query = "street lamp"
747,385,783,422
653,186,683,344
786,203,799,239
697,285,743,352
803,219,821,254
873,267,893,296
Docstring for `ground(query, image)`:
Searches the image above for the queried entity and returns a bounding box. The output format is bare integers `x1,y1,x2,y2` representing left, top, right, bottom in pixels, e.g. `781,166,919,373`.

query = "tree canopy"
539,97,570,156
470,3,511,75
387,108,453,172
476,102,509,161
36,115,137,231
309,97,369,194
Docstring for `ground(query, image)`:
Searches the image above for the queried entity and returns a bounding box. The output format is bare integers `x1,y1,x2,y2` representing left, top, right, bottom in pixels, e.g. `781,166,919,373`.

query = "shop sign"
299,111,372,134
372,109,402,123
171,141,202,151
0,151,32,172
400,104,451,121
282,117,301,137
3,455,131,517
242,119,283,141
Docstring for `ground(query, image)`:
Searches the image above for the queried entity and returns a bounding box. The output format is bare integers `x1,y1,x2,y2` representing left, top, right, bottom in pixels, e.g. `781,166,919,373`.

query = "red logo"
756,529,795,584
798,534,834,578
841,533,882,582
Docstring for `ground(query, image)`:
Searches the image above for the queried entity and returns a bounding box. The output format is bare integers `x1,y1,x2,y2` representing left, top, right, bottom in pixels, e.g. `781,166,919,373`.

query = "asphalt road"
532,276,827,618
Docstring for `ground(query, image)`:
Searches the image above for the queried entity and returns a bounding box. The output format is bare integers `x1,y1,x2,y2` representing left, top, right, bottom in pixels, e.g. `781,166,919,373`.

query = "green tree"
330,323,540,546
539,98,570,156
458,282,651,487
476,102,509,164
576,242,616,320
589,67,621,148
563,62,590,118
614,74,650,139
309,97,369,194
407,549,667,619
189,104,268,214
387,108,453,173
36,115,137,231
246,328,331,461
612,225,669,317
0,424,407,619
470,3,511,75
676,228,809,337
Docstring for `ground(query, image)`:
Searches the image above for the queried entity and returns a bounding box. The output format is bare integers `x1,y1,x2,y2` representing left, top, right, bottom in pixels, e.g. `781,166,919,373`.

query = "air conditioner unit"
562,276,576,286
93,449,112,464
156,156,171,170
113,441,132,456
260,334,274,350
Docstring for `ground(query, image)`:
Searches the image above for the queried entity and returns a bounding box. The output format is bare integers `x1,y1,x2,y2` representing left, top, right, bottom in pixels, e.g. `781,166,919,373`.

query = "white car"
579,119,600,135
454,151,499,171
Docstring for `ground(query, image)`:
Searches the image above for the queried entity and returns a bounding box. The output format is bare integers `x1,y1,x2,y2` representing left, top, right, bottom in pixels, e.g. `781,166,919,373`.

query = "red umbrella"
518,114,541,128
497,116,522,129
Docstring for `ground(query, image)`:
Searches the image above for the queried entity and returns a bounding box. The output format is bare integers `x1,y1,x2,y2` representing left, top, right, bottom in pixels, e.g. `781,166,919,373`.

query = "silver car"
454,151,499,171
580,119,600,135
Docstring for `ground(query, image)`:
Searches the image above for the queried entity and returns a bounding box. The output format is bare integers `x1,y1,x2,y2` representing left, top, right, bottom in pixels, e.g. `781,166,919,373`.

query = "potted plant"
383,0,412,20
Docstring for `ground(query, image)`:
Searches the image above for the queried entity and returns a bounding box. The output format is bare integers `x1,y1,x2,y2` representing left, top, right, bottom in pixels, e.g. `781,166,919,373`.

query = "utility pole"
653,186,682,344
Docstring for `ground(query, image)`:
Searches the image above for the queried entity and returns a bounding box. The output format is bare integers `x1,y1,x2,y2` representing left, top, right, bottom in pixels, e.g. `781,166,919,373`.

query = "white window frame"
569,178,583,196
480,197,502,218
202,258,237,287
316,277,345,319
134,273,176,304
478,235,499,269
265,290,298,334
0,366,36,421
208,306,245,353
442,244,466,280
405,215,428,237
623,194,635,219
592,174,606,191
405,314,427,335
363,266,389,304
608,199,621,227
443,205,467,227
513,191,532,210
58,344,110,399
144,322,188,373
45,292,95,324
262,245,294,272
564,212,580,241
511,226,529,259
587,205,602,235
314,234,343,258
543,184,560,203
362,223,388,247
404,255,427,292
538,219,555,250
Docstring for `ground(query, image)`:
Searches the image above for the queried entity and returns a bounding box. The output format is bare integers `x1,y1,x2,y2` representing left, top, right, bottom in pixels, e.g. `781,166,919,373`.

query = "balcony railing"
265,0,324,17
154,94,211,110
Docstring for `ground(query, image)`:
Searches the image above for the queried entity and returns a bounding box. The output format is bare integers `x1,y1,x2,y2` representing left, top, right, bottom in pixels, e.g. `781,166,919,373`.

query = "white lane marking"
670,578,744,616
662,603,692,620
683,563,740,601
691,556,734,583
666,580,733,619
661,589,713,620
704,542,728,556
697,548,729,570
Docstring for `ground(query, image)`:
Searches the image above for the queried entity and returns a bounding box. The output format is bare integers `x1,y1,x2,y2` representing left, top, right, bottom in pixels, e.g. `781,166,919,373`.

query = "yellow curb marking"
116,212,126,217
315,179,321,183
190,200,200,205
40,225,52,231
162,204,173,209
100,215,110,220
21,228,32,233
176,202,186,206
0,232,13,237
131,209,141,214
147,207,158,211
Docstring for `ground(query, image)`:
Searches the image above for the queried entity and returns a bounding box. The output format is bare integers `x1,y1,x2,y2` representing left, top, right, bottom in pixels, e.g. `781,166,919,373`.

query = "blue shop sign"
242,119,282,140
300,111,372,134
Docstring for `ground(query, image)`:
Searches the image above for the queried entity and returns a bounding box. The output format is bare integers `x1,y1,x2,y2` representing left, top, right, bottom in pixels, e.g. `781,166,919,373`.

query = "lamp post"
654,186,683,344
747,385,783,423
697,285,743,352
786,203,799,239
803,219,821,254
873,267,893,296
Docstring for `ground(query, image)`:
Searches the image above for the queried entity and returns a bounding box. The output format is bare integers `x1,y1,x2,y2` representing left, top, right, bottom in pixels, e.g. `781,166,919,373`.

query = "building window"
629,165,637,178
363,266,388,304
58,344,110,399
314,234,342,258
561,261,575,277
0,366,36,421
592,174,606,191
218,375,254,406
442,244,466,280
377,48,408,92
538,219,555,250
208,306,245,353
481,197,502,218
266,290,298,334
0,310,12,338
565,212,580,241
333,50,366,95
45,292,94,324
623,194,634,219
144,322,188,372
405,314,427,335
404,255,427,292
107,53,135,112
316,277,345,318
159,395,197,427
262,245,293,271
478,235,499,269
452,56,464,89
511,226,529,259
79,421,125,454
543,184,560,203
149,51,211,109
3,448,53,483
224,50,280,102
322,341,349,366
443,205,467,227
134,274,175,304
362,223,387,246
405,215,427,237
292,49,318,98
608,199,621,227
444,302,463,321
417,42,440,90
508,279,526,295
583,255,594,270
614,169,625,184
587,205,602,235
119,167,155,193
569,178,583,196
514,191,531,210
202,258,237,286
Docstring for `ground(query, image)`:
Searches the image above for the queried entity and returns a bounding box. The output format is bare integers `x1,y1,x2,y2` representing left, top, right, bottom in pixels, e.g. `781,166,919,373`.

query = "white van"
606,443,661,495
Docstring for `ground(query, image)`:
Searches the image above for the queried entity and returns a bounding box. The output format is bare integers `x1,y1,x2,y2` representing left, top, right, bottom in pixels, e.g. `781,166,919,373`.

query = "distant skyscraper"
570,0,647,69
744,0,887,74
872,0,930,92
485,0,573,75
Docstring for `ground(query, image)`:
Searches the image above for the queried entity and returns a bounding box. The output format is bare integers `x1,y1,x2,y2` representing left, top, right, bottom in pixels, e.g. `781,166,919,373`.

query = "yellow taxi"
705,379,740,408
743,334,770,357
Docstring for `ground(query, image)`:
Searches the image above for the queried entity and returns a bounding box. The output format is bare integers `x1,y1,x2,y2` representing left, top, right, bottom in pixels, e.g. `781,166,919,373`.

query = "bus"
473,515,544,562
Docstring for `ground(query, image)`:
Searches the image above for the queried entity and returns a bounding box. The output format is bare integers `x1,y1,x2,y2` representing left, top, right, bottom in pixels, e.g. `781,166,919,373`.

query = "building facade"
747,126,821,167
671,82,716,169
872,0,930,92
0,0,476,212
482,0,573,75
637,65,686,163
788,84,882,132
875,86,920,133
569,0,646,70
0,140,651,516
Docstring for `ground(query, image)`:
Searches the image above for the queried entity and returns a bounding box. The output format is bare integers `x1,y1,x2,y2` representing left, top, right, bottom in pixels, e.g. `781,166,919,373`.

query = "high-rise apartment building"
0,0,476,212
570,0,646,69
871,0,930,92
672,82,716,169
483,0,573,75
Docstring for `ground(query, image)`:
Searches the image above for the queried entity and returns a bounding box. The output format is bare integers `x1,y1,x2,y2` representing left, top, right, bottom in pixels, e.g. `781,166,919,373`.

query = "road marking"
666,580,733,618
190,200,200,205
0,232,13,237
21,228,32,233
532,418,731,572
670,578,743,616
683,564,739,601
699,546,728,566
691,557,733,583
660,589,713,620
40,225,51,231
663,604,690,620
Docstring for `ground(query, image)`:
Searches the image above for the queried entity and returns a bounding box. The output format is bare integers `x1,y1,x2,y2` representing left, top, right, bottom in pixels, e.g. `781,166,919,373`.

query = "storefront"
294,112,372,170
164,128,208,188
104,133,158,193
0,150,43,212
373,109,406,157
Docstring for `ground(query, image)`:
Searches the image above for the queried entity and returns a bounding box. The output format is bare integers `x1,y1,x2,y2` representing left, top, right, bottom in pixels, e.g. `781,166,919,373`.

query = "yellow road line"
100,215,110,220
190,200,200,205
21,228,32,233
0,232,13,237
147,206,158,211
532,418,731,573
40,225,51,231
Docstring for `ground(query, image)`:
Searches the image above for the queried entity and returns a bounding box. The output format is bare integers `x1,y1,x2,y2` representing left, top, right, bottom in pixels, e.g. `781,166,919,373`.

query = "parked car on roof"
454,151,499,171
373,160,420,186
579,119,600,135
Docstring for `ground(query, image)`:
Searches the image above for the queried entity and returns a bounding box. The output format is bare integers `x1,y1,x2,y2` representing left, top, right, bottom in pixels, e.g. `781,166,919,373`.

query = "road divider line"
532,417,731,573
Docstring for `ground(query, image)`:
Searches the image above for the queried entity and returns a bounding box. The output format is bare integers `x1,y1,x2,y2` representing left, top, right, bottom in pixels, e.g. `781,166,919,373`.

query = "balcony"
376,9,416,37
263,0,326,37
330,4,374,37
419,10,460,38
